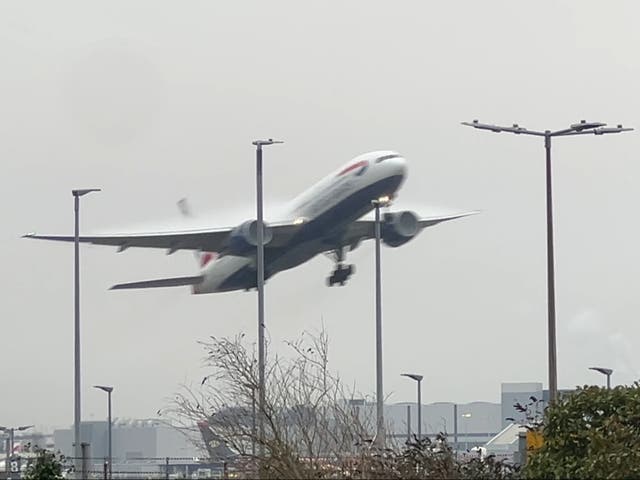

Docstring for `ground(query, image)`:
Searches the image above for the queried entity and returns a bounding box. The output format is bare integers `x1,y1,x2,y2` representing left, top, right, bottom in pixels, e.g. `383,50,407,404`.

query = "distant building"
501,382,544,428
49,381,560,471
53,419,205,476
385,401,502,450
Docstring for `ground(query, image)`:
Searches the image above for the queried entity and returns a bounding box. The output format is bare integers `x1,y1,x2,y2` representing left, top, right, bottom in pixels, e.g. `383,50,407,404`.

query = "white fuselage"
193,151,407,293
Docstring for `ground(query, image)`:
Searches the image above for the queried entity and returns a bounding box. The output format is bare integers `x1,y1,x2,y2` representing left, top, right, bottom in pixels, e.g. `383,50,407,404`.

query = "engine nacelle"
382,211,420,247
227,220,273,256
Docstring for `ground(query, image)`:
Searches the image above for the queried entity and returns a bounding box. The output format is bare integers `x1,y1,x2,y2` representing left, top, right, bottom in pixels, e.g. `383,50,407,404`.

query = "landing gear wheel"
327,263,355,287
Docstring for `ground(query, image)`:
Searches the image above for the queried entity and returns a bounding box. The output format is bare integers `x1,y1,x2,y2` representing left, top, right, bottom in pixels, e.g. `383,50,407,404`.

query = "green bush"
524,383,640,479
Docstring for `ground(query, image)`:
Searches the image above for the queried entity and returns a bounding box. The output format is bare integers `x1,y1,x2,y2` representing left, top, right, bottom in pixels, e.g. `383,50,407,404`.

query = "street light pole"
72,188,100,478
372,196,390,447
453,404,458,455
544,132,558,401
94,385,113,479
251,139,282,453
589,367,613,389
461,412,472,451
401,373,423,441
462,119,633,403
251,387,256,457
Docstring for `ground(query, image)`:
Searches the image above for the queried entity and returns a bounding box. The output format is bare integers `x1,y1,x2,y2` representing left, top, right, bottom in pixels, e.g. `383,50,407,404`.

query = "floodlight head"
570,120,607,131
94,385,114,393
593,126,634,135
0,425,33,432
252,139,284,146
72,188,101,197
589,367,613,376
461,413,472,418
461,120,504,133
401,373,423,382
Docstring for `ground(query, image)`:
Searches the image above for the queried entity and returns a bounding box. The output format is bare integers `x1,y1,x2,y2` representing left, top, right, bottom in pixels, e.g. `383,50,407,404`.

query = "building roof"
485,423,525,448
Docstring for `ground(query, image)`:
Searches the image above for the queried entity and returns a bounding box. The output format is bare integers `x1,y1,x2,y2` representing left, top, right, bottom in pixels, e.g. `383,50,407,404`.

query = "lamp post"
401,373,423,441
93,385,113,478
72,188,100,477
462,119,632,403
251,139,283,453
589,366,613,389
371,196,390,446
461,412,472,450
1,425,33,476
453,404,458,454
243,382,257,457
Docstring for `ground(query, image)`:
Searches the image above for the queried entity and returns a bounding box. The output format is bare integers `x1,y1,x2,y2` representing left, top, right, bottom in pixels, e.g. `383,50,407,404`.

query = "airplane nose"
392,156,407,178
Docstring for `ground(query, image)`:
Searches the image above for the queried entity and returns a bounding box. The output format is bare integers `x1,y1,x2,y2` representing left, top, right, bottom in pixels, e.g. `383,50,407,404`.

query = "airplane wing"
340,210,479,248
23,221,302,253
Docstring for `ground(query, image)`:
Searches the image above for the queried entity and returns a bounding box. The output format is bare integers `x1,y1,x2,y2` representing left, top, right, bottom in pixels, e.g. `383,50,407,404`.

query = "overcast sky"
2,0,640,430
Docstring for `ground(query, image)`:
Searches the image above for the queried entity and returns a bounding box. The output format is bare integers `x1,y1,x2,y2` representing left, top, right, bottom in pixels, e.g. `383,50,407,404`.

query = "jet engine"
382,211,420,247
227,220,273,256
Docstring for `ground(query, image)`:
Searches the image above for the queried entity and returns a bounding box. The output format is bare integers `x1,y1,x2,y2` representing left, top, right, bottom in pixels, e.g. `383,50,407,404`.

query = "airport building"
52,419,209,477
40,381,550,475
54,418,200,460
382,382,548,450
385,400,501,449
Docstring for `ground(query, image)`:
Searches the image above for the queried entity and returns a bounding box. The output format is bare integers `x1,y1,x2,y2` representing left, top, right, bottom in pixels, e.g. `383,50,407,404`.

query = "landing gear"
325,246,356,286
327,263,355,286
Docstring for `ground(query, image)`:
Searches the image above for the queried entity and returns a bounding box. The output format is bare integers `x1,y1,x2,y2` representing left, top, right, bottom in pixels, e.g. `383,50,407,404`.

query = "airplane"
24,150,477,293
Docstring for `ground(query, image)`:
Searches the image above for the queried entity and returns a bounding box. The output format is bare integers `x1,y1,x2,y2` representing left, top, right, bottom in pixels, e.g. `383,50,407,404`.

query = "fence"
2,455,234,480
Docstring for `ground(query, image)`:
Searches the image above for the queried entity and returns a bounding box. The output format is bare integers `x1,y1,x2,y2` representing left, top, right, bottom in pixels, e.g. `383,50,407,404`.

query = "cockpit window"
375,154,401,163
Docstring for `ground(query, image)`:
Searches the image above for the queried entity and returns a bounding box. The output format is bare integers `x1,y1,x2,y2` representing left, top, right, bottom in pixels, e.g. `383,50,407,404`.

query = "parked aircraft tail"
177,198,218,269
110,275,204,290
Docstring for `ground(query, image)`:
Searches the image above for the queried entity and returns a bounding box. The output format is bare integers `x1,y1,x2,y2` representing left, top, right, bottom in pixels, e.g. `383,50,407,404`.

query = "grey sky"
2,1,639,429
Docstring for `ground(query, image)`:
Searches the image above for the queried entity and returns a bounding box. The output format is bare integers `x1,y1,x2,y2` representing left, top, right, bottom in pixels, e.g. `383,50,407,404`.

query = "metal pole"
406,405,411,442
453,404,458,454
9,429,14,473
4,435,9,477
374,202,384,446
81,442,89,480
250,139,282,457
74,193,82,478
465,419,468,451
9,428,16,464
544,133,558,404
417,378,422,441
251,387,256,457
256,144,266,455
607,373,611,390
107,390,112,479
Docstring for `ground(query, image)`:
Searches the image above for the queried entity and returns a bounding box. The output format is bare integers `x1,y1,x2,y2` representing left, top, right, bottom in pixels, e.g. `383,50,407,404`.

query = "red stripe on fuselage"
200,252,218,268
337,160,368,176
